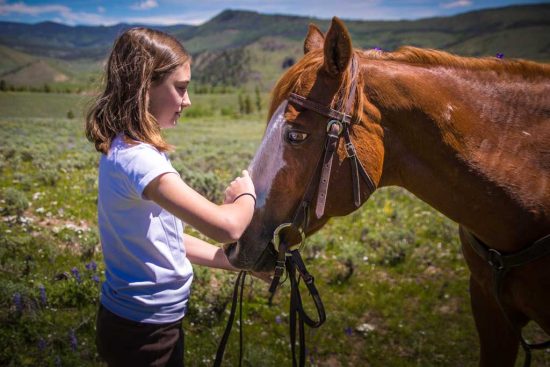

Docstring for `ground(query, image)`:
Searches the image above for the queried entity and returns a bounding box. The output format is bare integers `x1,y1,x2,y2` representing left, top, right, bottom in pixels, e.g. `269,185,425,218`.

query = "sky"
0,0,546,26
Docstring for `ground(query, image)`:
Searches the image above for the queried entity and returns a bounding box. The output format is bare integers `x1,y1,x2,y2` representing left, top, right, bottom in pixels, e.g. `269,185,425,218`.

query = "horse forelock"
268,49,365,124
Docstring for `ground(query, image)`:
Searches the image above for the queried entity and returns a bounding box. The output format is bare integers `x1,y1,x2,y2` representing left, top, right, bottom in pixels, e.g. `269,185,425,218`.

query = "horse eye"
286,130,309,144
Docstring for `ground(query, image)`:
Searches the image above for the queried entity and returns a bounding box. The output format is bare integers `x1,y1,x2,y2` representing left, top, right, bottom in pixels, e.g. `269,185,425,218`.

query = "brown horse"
224,17,550,366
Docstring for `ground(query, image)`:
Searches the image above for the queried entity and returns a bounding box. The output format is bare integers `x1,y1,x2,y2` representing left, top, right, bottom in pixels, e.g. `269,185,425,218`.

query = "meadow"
0,91,548,366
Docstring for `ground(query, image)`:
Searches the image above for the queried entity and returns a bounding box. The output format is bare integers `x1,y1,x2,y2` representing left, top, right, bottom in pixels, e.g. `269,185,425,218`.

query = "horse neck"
362,60,550,251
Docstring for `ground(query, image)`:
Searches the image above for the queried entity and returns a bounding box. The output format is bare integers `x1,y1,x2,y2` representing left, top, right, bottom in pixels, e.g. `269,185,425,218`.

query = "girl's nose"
181,91,191,108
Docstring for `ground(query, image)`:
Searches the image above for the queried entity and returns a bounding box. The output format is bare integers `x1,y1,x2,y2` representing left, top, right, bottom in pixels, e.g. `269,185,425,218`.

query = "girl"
85,28,257,367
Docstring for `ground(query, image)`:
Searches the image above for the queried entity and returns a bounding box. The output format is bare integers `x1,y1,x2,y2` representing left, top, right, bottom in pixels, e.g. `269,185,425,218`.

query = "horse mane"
360,46,550,78
269,45,549,123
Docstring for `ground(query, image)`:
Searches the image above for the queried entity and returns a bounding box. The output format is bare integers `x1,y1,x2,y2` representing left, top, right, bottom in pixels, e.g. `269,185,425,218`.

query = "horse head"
225,18,384,271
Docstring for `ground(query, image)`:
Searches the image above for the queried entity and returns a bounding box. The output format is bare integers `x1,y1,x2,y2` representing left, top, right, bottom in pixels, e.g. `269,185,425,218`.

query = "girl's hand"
224,170,255,204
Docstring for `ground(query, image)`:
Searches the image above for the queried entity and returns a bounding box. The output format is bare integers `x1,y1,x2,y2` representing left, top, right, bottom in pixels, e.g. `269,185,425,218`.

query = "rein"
214,55,378,366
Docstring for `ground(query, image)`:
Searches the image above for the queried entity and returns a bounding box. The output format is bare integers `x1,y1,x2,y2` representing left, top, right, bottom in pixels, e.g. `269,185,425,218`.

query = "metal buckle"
345,142,356,157
487,248,505,271
326,119,343,136
273,223,305,253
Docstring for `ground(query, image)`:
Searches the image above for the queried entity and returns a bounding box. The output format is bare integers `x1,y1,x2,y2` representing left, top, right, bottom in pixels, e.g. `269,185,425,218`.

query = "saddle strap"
461,227,550,367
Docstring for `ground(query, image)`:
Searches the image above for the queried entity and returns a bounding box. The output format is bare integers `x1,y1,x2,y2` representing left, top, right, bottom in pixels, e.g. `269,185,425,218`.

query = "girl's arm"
185,234,272,283
144,170,255,244
184,234,237,270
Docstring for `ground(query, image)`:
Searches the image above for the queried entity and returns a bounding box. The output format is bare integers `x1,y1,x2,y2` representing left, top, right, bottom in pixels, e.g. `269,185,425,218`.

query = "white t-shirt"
98,134,193,324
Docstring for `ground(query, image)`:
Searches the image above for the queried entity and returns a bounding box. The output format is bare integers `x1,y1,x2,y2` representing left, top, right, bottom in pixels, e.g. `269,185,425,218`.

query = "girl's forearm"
184,234,238,271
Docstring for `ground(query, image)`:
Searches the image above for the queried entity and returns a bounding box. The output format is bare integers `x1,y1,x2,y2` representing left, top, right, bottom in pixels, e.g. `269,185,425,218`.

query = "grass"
0,91,548,366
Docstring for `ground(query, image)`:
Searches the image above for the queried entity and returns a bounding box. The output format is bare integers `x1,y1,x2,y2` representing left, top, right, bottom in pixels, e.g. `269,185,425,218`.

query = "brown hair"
86,27,190,154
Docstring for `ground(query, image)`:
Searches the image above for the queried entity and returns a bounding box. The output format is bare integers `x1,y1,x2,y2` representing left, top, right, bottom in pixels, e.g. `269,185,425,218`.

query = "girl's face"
148,62,191,129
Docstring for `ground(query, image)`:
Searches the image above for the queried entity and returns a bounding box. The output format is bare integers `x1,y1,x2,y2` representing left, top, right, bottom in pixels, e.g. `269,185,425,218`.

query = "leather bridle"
265,55,376,366
214,55,377,367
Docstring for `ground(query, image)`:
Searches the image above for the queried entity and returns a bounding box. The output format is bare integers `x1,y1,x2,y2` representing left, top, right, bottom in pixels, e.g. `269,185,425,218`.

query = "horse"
224,17,550,366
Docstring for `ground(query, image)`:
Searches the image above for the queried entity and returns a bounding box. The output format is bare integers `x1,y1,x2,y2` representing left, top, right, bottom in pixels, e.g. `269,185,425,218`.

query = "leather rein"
214,56,376,367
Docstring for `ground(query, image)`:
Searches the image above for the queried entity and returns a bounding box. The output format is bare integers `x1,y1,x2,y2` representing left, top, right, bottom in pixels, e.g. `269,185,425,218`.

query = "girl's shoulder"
110,133,165,158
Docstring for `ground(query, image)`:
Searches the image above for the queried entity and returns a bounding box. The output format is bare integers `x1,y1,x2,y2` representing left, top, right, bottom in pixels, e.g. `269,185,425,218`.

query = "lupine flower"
37,337,47,352
69,329,77,351
39,285,47,305
344,326,353,336
71,267,81,283
85,261,97,272
13,292,22,312
496,53,504,59
275,315,282,324
373,47,382,51
92,275,100,283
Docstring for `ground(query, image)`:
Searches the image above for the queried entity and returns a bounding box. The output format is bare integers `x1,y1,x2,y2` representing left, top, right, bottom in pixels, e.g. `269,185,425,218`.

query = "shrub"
36,168,59,186
3,188,29,216
177,166,222,202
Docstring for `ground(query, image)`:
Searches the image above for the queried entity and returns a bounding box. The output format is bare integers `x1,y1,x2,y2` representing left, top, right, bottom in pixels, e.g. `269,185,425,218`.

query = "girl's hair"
86,27,190,154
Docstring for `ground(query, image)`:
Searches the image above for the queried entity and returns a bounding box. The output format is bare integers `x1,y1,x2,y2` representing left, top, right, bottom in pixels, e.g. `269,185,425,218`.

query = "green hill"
0,4,548,90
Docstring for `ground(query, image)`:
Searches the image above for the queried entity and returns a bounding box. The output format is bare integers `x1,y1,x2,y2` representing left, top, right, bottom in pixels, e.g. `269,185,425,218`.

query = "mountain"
0,4,548,90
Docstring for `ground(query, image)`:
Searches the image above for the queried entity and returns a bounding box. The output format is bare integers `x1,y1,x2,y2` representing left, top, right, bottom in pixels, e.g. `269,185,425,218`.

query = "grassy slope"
1,92,548,366
1,4,549,90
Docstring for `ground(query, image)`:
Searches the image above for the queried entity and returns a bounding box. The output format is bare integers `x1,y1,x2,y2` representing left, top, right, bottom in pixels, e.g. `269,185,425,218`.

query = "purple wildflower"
344,326,353,336
92,274,100,283
39,285,47,305
69,329,77,351
71,267,81,283
373,47,382,51
496,53,504,59
37,337,47,352
275,315,283,324
13,292,22,312
85,261,97,272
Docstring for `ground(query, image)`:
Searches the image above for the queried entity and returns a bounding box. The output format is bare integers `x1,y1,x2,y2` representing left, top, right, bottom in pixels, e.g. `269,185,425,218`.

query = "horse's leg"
469,275,520,367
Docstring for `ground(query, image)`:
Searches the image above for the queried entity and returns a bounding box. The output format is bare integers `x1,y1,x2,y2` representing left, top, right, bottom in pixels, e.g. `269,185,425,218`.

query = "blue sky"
0,0,546,26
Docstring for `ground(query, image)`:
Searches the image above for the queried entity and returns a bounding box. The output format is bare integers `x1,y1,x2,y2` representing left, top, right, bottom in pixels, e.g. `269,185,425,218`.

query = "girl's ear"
303,24,325,54
323,17,353,77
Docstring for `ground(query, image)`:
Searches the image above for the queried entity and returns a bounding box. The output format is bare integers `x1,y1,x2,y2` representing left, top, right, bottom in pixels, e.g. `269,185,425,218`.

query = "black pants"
96,304,184,367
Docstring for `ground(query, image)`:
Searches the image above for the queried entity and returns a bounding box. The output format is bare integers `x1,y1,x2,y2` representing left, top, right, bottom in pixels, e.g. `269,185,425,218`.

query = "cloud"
131,0,159,11
0,1,116,25
0,2,71,16
440,0,472,9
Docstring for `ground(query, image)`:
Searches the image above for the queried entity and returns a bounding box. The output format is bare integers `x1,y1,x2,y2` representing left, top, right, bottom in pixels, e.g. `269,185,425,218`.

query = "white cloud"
122,15,201,25
0,2,70,16
131,0,159,11
97,6,106,14
0,1,116,25
440,0,472,9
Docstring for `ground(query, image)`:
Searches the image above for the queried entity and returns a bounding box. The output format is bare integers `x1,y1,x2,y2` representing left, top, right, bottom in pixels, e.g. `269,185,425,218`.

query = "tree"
255,85,262,112
238,93,244,114
0,80,6,91
244,94,253,115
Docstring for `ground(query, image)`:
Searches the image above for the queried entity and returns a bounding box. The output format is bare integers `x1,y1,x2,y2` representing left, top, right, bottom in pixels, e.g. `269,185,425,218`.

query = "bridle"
214,55,377,367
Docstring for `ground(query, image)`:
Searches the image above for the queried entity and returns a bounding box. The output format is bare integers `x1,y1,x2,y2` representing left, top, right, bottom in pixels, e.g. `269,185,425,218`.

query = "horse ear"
323,17,352,77
303,24,325,54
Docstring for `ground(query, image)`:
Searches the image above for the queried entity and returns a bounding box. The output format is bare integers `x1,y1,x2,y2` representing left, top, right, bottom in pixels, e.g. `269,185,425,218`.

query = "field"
1,91,548,366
